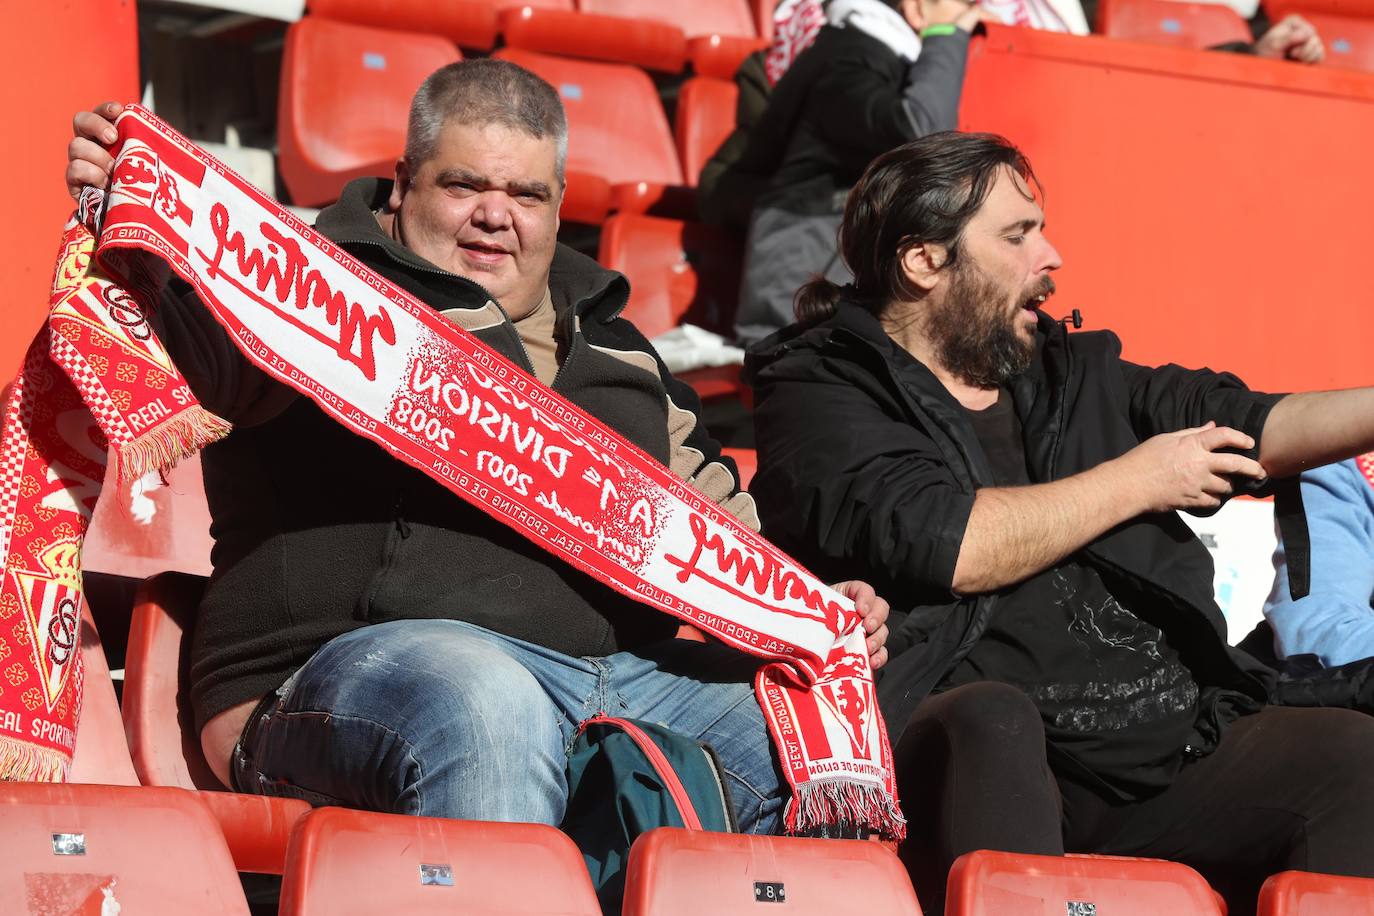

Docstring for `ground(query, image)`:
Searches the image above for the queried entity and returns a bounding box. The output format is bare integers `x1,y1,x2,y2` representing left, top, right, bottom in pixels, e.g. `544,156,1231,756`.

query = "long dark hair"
794,131,1038,325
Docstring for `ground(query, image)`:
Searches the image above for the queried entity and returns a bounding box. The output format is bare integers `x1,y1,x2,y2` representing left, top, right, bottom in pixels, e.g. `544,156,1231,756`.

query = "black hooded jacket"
746,301,1283,762
150,178,755,730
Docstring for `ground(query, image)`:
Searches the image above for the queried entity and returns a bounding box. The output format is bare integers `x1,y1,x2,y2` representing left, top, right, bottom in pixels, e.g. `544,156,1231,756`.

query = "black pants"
895,682,1374,914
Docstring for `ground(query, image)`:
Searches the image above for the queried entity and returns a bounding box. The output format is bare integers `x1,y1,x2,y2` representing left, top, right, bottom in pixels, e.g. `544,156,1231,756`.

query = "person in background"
728,0,984,347
1263,455,1374,665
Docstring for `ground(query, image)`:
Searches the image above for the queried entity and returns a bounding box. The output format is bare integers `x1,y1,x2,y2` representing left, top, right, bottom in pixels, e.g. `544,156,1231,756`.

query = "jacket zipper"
580,716,704,830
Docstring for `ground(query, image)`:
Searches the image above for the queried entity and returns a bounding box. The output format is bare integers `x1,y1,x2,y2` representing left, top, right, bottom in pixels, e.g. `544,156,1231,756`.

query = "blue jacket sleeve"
1263,458,1374,666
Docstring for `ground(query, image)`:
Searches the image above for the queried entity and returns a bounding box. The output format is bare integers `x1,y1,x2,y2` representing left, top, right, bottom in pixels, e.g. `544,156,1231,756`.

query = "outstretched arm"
951,422,1265,594
1258,389,1374,480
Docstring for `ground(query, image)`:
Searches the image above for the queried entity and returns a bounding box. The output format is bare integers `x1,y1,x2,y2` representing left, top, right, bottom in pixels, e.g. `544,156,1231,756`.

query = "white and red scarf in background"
0,106,903,839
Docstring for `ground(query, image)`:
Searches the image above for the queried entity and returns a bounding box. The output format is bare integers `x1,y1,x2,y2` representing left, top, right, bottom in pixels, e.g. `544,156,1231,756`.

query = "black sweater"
151,178,750,729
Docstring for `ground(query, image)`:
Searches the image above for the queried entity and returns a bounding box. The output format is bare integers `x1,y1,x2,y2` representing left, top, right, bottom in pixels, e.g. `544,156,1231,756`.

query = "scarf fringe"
111,406,232,484
787,777,908,841
0,735,72,782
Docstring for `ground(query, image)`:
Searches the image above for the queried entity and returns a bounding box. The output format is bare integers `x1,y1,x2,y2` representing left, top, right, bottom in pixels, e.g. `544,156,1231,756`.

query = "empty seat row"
7,780,1373,916
308,0,770,73
278,19,740,222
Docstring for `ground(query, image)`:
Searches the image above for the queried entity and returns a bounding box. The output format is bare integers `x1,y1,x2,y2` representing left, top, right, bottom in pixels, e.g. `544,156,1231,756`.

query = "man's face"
389,120,562,319
927,166,1062,387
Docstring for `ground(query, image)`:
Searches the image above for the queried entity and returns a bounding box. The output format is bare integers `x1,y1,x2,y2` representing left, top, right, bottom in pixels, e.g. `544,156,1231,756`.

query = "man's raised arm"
951,423,1266,594
1258,388,1374,480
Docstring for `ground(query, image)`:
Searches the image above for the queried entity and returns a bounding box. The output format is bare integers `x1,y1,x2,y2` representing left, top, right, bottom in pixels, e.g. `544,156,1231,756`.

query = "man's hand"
833,580,891,670
66,102,124,201
1116,421,1267,514
1255,14,1325,64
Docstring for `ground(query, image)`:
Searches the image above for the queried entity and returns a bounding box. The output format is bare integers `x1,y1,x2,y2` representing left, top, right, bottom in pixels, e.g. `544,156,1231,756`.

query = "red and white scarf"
0,106,903,839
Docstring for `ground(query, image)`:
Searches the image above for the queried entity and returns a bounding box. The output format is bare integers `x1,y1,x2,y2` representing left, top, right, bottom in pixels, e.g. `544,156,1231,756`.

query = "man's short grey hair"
405,59,569,184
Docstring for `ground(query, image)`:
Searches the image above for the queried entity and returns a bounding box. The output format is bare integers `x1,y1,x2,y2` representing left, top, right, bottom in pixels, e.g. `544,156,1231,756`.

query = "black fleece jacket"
151,178,750,729
746,302,1284,766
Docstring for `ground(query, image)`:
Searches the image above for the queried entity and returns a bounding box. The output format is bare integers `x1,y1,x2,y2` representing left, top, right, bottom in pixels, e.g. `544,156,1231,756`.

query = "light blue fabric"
232,619,784,834
1264,458,1374,666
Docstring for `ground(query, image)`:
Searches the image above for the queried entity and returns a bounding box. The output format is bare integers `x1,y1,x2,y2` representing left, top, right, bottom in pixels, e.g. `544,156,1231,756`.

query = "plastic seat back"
278,18,460,207
123,572,312,875
122,571,215,790
0,782,249,915
947,850,1225,915
580,0,758,37
597,214,740,338
1098,0,1251,48
279,807,603,915
309,0,500,49
68,605,138,786
495,48,683,188
623,827,921,915
1259,870,1374,915
676,77,738,186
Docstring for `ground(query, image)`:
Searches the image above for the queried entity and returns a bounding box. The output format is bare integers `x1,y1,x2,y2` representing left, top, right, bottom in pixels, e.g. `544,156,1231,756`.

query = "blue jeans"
232,619,785,834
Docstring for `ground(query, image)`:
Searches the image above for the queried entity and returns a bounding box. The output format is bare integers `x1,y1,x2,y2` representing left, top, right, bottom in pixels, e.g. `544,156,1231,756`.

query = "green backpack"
562,715,737,914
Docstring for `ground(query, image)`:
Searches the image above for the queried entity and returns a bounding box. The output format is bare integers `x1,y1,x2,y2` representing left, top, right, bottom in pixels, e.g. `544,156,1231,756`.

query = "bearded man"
746,131,1374,912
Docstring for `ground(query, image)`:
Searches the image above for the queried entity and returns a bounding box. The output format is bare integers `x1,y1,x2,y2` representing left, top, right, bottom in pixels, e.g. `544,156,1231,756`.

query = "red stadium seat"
1097,0,1252,48
68,605,139,786
676,77,738,187
499,5,688,72
309,0,499,49
279,807,602,915
495,49,684,199
123,571,311,874
946,850,1225,915
622,827,921,915
722,447,757,489
0,782,249,914
598,213,740,338
1259,870,1374,914
580,0,758,38
688,34,769,78
753,0,776,40
278,18,460,207
1289,12,1374,71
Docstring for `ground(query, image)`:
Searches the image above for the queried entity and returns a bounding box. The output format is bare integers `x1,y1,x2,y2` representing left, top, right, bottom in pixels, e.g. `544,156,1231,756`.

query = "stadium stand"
498,5,690,72
1097,0,1252,49
67,606,139,787
622,827,922,915
16,1,1374,912
945,850,1226,915
493,48,685,216
721,448,757,489
1259,870,1374,914
279,807,602,915
579,0,759,39
597,213,744,399
277,18,460,207
688,35,769,79
307,0,500,50
675,77,738,187
0,782,250,914
123,571,311,874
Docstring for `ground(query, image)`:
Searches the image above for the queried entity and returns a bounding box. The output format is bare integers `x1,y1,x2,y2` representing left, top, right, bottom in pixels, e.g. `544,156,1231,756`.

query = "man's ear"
388,158,410,211
900,241,949,293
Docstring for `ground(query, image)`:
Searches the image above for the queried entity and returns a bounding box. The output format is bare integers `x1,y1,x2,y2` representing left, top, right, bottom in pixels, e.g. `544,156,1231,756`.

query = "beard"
926,261,1048,389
